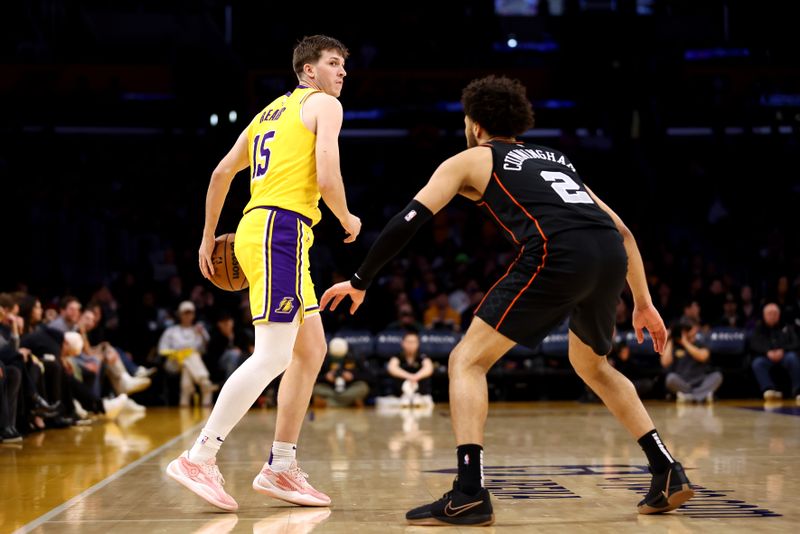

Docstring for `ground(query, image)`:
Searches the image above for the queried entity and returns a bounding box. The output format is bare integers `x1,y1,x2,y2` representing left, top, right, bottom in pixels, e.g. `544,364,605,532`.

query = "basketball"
209,233,248,291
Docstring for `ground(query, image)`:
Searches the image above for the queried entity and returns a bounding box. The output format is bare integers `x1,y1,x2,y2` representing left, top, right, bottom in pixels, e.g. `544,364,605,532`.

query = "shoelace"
201,462,226,485
287,465,310,482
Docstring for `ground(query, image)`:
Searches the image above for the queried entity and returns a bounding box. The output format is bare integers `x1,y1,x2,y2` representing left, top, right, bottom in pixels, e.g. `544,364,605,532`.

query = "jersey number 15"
252,131,276,181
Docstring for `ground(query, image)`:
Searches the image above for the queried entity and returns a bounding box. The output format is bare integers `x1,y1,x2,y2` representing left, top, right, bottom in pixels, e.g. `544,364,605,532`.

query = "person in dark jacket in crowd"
750,303,800,401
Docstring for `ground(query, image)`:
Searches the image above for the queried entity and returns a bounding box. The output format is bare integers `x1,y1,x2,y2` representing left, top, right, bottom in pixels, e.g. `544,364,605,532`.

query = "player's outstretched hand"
320,281,365,315
632,303,667,353
198,235,215,279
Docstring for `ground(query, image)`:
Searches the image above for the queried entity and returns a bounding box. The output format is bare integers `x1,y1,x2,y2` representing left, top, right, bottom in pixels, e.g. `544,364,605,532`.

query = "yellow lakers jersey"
244,85,322,225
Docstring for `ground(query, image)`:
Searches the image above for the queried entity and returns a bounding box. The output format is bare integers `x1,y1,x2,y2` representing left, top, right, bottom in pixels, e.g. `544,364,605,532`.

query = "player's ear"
303,62,315,79
472,121,482,139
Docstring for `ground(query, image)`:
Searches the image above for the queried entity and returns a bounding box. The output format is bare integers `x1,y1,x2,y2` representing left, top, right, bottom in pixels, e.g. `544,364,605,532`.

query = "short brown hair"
461,75,535,137
292,35,349,77
59,295,80,310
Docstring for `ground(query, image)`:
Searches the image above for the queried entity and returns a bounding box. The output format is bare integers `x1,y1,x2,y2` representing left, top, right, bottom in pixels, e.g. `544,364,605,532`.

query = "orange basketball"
209,233,248,291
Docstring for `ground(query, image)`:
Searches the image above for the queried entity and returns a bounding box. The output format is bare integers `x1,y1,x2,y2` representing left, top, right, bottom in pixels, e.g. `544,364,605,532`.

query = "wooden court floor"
2,400,799,533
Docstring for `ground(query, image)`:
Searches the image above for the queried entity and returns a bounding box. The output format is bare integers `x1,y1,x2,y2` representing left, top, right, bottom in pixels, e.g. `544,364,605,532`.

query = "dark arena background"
2,1,799,532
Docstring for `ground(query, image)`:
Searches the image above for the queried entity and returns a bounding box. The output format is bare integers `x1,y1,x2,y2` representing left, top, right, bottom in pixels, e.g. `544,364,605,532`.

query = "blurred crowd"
3,224,799,444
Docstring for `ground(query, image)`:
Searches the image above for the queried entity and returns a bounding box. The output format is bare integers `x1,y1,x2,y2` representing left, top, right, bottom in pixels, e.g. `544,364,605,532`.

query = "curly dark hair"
292,35,349,77
461,75,534,137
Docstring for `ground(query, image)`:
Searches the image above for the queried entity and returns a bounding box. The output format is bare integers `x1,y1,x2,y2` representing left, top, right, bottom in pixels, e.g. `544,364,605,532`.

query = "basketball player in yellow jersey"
167,35,360,511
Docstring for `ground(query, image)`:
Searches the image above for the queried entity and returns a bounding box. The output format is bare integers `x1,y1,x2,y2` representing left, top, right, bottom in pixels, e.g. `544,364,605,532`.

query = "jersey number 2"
252,131,276,181
540,171,593,204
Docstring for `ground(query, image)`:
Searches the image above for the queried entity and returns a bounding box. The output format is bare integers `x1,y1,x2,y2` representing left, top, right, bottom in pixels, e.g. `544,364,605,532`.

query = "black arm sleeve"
350,200,433,290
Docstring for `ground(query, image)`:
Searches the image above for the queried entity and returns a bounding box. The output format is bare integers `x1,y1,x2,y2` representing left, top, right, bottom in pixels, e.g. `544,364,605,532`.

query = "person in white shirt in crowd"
158,301,216,406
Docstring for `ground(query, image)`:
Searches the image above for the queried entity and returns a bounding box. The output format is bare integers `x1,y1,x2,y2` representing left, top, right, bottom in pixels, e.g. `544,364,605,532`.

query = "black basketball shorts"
474,228,627,355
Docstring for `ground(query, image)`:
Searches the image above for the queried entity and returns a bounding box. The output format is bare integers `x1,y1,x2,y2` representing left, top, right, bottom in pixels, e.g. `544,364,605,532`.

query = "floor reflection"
377,404,435,460
189,515,239,534
252,508,331,534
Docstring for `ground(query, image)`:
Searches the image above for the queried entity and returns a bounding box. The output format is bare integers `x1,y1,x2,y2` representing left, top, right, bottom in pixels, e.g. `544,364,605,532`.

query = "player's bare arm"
305,92,361,243
414,147,489,210
585,185,667,353
320,148,483,314
199,129,250,279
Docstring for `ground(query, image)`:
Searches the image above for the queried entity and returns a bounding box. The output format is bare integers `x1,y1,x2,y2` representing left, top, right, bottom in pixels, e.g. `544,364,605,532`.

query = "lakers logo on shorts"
275,297,295,314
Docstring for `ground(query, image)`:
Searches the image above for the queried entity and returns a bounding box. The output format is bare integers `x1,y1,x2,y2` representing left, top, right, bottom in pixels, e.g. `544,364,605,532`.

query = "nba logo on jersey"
275,297,295,314
464,454,470,465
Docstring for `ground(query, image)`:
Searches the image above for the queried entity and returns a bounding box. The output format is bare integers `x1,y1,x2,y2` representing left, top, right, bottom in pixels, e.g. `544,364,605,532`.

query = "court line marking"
13,420,205,534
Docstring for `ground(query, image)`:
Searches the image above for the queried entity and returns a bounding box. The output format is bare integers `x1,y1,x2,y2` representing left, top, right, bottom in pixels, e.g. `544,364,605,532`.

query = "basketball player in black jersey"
321,75,693,526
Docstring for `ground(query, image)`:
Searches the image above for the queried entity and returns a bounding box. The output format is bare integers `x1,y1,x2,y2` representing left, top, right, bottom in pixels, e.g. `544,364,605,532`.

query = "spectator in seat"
76,308,151,405
158,301,216,406
424,292,461,332
6,295,62,430
661,319,722,403
750,303,800,402
740,285,759,330
0,360,22,442
85,301,155,380
655,282,679,325
716,293,743,328
313,338,370,407
703,278,726,327
48,296,82,333
680,300,704,330
386,303,425,332
615,297,633,331
387,331,434,406
206,311,246,384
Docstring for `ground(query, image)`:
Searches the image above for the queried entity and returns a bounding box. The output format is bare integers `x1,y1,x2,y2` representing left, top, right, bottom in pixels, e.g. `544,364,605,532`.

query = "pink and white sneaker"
166,450,238,511
252,461,331,506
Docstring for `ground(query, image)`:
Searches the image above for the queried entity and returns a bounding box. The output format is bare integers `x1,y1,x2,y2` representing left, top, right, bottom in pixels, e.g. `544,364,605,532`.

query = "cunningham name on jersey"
503,148,576,173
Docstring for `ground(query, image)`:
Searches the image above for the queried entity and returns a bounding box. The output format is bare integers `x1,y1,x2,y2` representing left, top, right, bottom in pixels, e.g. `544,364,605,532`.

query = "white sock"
189,427,225,463
269,441,297,472
200,319,298,444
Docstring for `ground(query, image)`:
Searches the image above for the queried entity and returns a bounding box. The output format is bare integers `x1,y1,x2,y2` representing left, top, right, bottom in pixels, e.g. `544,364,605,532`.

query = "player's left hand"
320,281,365,315
632,302,667,353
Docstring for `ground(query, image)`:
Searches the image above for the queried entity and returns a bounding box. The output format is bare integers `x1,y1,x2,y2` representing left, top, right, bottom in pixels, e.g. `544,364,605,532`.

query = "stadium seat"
624,331,656,355
706,327,747,354
507,343,538,358
374,329,405,359
540,331,569,357
420,330,461,359
332,329,374,356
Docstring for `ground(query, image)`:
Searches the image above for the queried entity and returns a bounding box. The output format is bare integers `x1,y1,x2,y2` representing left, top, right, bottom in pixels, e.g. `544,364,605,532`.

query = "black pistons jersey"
476,141,617,250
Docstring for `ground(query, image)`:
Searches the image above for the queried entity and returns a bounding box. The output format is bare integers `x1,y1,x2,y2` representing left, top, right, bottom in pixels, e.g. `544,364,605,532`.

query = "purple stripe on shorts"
253,209,276,321
267,210,302,322
297,221,304,311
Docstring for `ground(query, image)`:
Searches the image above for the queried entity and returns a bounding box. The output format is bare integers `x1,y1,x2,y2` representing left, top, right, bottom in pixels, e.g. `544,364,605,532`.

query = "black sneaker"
406,479,494,526
638,462,694,514
1,426,22,443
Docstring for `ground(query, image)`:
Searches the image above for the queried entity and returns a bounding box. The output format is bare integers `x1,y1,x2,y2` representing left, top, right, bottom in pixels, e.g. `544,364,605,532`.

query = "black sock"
456,444,484,495
637,429,675,473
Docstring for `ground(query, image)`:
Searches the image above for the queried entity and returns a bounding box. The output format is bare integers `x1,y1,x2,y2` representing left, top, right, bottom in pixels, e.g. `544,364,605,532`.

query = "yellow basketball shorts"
235,206,318,325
